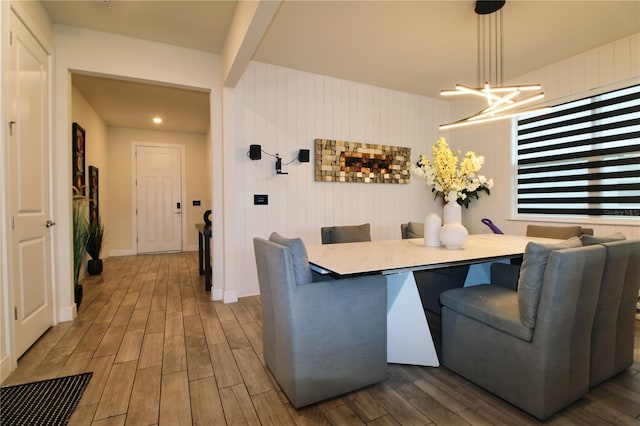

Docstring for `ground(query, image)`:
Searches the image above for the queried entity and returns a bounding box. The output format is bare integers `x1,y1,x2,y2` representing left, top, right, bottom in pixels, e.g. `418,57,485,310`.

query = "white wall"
446,33,640,239
233,34,640,298
107,127,210,254
233,61,451,297
71,85,109,258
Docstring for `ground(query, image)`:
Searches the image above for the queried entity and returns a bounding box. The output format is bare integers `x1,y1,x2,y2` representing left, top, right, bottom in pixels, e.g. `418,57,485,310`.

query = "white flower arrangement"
412,137,494,208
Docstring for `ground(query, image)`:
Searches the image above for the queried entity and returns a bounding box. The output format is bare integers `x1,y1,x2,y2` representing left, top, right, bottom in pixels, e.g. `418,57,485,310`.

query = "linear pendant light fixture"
439,1,549,130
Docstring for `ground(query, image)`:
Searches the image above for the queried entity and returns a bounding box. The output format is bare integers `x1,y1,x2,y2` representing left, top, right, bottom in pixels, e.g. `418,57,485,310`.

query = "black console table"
196,223,212,291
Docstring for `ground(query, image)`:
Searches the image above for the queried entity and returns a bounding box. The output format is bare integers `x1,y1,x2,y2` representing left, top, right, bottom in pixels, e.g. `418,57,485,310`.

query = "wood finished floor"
3,252,640,425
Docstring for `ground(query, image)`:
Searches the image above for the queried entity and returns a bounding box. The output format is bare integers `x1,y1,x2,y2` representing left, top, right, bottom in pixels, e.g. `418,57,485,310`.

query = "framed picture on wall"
72,122,86,195
89,166,99,224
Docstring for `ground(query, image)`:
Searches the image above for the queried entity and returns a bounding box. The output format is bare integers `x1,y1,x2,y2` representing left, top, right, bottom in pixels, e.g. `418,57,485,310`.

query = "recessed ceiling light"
153,117,162,124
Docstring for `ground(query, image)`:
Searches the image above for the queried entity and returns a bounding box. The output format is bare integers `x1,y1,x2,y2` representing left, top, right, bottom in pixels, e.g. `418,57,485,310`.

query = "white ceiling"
42,0,640,134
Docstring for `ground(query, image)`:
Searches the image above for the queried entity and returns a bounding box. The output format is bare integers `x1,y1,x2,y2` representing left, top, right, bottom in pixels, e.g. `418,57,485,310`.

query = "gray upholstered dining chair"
253,233,387,408
399,223,467,315
321,223,371,244
584,236,639,387
526,224,593,239
505,224,594,268
400,221,423,239
485,233,639,388
440,239,606,420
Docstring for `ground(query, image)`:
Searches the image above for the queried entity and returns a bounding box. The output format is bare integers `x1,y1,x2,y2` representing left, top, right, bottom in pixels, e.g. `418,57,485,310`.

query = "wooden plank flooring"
3,252,639,425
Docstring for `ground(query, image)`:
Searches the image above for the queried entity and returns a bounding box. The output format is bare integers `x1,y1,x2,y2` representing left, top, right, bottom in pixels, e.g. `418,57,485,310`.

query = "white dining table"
306,234,561,367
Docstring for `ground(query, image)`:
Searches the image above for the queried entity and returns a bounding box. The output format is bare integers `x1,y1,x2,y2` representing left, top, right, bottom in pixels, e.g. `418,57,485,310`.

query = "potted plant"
72,194,89,306
86,216,105,275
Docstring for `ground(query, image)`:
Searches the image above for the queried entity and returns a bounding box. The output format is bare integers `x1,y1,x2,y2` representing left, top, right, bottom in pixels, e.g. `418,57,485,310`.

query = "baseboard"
223,290,238,304
211,288,223,301
110,247,198,256
109,248,137,257
58,304,76,323
0,352,14,383
238,289,260,298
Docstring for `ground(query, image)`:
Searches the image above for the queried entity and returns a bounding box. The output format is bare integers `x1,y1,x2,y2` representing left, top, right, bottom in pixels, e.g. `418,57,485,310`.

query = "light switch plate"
254,194,268,205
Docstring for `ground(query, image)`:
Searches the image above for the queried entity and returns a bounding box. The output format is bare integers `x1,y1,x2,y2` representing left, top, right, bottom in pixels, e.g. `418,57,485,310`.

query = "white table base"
385,260,509,366
386,272,439,366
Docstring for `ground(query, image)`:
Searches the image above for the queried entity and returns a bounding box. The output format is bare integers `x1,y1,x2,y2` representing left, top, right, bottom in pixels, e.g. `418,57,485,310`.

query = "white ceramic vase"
424,213,441,247
439,191,468,249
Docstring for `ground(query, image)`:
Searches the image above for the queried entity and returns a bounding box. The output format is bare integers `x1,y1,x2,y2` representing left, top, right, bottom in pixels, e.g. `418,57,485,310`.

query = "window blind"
516,84,640,218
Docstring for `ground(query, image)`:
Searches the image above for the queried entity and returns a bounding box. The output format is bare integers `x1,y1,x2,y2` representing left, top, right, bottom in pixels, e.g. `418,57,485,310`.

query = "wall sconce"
249,144,262,160
298,149,310,163
247,145,310,175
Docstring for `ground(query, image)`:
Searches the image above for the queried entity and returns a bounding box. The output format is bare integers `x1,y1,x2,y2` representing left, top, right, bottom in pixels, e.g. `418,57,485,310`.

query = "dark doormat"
1,372,92,426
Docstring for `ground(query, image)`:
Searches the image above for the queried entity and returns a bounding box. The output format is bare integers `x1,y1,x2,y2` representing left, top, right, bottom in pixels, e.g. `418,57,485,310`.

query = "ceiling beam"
221,0,282,88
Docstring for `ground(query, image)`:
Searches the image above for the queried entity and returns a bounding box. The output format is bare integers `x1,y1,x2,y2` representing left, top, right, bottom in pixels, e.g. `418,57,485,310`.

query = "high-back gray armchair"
253,233,387,408
587,238,640,387
440,241,606,420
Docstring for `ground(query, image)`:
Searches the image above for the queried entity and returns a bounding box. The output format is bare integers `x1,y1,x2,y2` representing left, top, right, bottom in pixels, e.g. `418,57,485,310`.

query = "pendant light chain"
477,14,482,87
478,9,503,87
498,9,504,86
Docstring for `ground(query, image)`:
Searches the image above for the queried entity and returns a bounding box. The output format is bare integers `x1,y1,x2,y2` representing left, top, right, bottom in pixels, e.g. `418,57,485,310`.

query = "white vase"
424,213,441,247
439,191,468,249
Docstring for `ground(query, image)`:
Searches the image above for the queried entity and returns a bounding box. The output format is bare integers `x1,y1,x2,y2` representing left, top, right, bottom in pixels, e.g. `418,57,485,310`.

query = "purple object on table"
481,218,504,234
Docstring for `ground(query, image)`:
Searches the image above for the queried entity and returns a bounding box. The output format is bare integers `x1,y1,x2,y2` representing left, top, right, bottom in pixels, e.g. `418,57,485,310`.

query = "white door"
7,12,54,357
136,145,183,253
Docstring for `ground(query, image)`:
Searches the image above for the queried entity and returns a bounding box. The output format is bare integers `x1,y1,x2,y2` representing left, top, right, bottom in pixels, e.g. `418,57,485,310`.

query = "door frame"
130,141,187,254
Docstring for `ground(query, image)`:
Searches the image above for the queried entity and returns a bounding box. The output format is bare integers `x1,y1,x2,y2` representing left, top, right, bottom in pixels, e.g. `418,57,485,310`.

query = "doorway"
133,143,186,253
70,73,211,257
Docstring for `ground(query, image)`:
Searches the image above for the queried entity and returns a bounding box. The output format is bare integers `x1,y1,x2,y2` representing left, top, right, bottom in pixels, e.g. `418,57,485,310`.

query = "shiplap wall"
233,34,639,297
234,62,451,296
447,33,640,238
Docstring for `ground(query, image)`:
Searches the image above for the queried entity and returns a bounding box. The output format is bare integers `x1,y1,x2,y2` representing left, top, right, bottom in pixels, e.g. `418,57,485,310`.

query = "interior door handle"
45,220,56,228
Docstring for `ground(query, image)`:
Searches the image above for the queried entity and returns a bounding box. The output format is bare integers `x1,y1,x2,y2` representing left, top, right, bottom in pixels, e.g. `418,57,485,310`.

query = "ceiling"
72,74,211,134
43,1,640,133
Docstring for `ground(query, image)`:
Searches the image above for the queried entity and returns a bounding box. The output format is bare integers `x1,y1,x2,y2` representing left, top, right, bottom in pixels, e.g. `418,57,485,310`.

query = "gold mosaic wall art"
315,139,411,184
